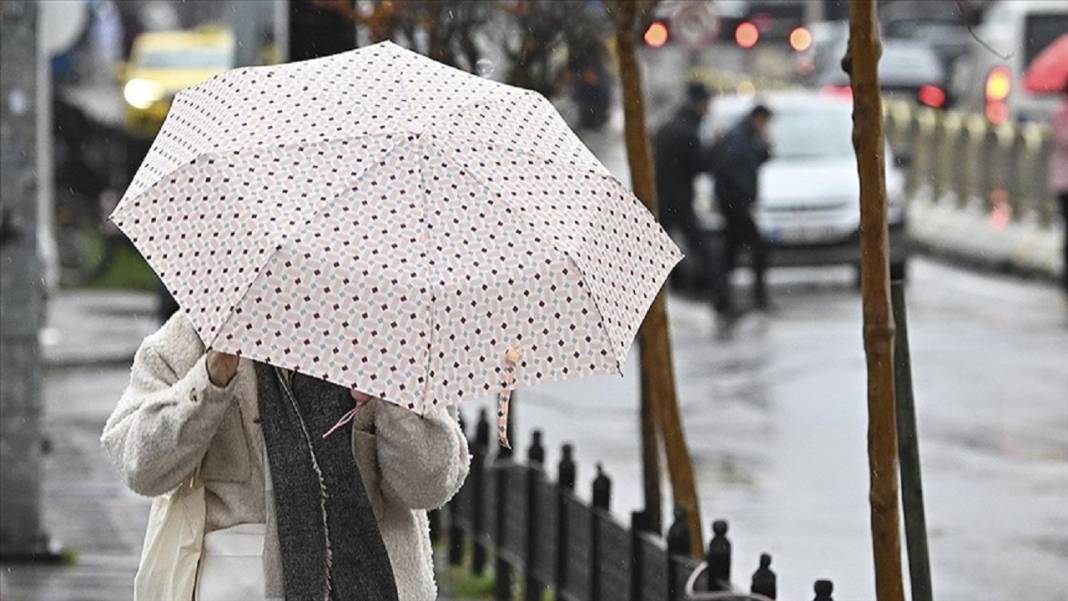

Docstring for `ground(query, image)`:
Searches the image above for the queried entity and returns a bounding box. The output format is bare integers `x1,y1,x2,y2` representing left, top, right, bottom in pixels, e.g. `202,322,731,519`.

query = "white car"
694,92,909,279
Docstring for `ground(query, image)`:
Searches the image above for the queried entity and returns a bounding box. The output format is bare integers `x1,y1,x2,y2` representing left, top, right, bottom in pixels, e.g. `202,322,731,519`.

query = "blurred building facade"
0,0,48,558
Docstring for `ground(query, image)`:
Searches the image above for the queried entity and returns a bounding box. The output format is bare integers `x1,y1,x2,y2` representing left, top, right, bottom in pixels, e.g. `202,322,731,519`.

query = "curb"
907,196,1063,284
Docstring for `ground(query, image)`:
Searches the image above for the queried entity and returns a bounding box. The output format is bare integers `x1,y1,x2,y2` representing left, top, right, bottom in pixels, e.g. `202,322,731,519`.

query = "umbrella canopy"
1023,34,1068,95
112,41,681,421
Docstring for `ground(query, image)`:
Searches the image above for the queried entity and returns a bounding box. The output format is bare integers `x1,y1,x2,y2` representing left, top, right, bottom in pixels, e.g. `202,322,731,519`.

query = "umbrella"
112,42,681,443
1023,34,1068,95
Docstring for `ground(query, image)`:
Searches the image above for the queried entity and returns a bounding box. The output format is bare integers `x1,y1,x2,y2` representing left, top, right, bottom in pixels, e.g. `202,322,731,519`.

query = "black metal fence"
433,410,837,601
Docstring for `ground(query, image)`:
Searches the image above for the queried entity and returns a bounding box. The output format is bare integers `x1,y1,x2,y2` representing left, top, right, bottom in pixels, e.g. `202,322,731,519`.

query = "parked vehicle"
949,0,1068,124
118,26,235,140
693,92,909,280
879,0,975,79
811,32,948,110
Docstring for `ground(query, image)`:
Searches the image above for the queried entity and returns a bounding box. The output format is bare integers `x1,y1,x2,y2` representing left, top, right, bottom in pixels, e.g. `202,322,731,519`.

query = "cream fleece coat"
101,312,470,601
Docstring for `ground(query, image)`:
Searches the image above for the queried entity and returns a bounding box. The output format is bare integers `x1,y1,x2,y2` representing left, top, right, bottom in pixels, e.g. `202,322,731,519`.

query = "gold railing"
882,100,1055,227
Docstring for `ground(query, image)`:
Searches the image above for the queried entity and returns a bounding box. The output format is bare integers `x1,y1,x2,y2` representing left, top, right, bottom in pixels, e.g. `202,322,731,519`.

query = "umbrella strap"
497,348,520,449
322,407,358,439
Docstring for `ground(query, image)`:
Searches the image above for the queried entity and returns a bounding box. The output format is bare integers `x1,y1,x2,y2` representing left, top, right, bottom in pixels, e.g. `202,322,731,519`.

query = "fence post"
911,108,937,200
666,506,690,601
705,519,731,592
494,444,512,601
813,579,834,601
751,553,776,599
1018,123,1045,223
935,111,960,204
524,434,544,601
1035,129,1054,227
472,408,490,575
592,463,611,511
962,114,987,210
527,429,545,466
666,506,690,556
559,443,576,490
629,511,648,601
556,444,576,592
590,464,611,601
448,415,467,566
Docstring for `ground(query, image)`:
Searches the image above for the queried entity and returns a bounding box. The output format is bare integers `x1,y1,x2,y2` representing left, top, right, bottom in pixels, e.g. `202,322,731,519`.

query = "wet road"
484,259,1067,601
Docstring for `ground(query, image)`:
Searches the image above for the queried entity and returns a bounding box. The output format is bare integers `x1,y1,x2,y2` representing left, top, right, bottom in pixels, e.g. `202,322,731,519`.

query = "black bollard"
592,463,611,511
750,553,776,599
475,407,490,452
705,519,732,592
558,443,576,491
527,429,545,466
494,449,512,600
447,415,467,566
555,444,575,593
813,579,834,601
666,506,690,557
470,412,488,576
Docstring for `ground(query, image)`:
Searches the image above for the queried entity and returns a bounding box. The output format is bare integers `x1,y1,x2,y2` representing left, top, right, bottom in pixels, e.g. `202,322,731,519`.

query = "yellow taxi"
121,27,235,139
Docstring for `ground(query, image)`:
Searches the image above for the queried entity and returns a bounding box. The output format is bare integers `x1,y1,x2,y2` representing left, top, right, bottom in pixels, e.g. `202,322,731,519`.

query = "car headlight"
123,79,165,110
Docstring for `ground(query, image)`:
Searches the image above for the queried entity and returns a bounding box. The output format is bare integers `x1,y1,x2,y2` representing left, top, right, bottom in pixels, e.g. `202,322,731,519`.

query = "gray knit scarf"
255,363,399,601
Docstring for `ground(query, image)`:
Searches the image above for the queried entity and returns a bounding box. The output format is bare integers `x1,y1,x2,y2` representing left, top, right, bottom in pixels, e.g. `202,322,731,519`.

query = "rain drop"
476,59,495,78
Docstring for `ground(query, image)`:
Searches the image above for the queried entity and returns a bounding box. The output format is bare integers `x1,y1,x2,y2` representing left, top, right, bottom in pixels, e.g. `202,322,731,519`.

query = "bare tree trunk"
609,0,703,557
846,2,905,600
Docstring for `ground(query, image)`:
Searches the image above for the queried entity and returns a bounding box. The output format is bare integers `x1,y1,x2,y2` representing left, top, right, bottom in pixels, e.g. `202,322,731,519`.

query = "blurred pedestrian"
1051,85,1068,295
654,82,725,312
713,104,774,318
102,313,469,600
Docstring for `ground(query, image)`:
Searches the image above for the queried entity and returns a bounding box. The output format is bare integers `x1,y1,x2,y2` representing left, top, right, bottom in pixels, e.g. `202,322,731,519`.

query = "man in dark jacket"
713,104,773,314
654,82,725,313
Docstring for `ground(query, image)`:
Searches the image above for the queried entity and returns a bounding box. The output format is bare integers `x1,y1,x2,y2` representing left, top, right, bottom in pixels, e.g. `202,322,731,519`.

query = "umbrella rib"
115,130,407,221
422,136,622,368
438,126,624,191
204,134,412,350
421,71,525,127
123,67,394,204
414,140,440,412
442,94,617,176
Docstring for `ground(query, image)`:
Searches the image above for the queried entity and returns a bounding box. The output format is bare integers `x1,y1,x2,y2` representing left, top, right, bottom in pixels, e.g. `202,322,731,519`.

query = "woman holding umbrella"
103,315,469,601
102,42,679,601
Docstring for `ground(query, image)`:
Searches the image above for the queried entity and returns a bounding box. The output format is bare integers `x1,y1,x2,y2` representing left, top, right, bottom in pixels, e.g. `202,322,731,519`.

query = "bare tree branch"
954,0,1013,61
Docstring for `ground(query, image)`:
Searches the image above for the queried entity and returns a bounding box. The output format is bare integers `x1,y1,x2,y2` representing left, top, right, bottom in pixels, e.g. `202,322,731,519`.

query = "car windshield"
884,20,959,40
137,48,231,69
771,109,854,159
715,105,854,160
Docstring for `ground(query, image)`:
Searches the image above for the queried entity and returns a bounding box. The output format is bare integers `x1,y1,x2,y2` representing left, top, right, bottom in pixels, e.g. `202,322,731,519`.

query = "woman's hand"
350,388,373,409
206,351,239,387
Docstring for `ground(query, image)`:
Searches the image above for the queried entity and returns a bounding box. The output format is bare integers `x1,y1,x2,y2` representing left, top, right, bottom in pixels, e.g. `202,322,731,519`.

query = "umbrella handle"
497,348,520,448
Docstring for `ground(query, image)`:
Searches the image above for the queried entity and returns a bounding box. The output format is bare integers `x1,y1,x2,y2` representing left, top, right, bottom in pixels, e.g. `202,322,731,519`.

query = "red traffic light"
644,21,669,48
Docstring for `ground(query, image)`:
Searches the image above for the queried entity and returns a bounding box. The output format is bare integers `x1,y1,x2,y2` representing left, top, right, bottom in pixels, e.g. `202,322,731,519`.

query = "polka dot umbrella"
111,41,682,444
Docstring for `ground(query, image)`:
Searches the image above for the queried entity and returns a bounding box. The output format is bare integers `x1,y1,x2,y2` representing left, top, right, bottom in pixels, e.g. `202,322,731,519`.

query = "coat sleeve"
100,315,238,497
372,400,470,510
